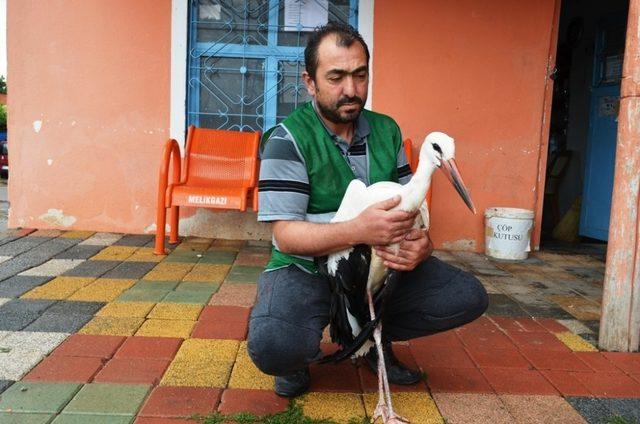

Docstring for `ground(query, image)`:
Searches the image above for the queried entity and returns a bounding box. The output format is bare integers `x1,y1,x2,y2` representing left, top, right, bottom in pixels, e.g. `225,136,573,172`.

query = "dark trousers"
247,256,489,376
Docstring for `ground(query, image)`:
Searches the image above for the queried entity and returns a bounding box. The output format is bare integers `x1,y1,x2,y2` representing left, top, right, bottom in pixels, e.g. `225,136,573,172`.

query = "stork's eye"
431,143,443,155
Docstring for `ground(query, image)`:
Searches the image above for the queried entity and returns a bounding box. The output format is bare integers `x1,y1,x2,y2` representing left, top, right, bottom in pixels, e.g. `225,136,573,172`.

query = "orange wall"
372,0,557,251
7,0,171,232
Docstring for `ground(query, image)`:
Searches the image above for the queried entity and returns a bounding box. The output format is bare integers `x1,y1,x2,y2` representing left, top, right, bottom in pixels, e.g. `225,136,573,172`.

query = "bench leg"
154,206,167,255
169,205,179,244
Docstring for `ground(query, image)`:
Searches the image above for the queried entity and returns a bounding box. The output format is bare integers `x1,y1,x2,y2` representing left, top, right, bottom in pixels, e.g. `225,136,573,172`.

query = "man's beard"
316,95,364,124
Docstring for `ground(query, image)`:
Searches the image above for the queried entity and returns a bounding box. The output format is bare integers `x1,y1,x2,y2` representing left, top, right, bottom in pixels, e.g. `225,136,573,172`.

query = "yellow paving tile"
143,262,194,281
160,359,233,387
91,246,138,261
135,319,195,338
174,338,240,362
126,247,164,262
96,302,156,318
363,392,443,424
68,278,136,302
21,276,95,300
59,230,96,239
554,331,598,352
147,303,203,321
548,295,601,321
182,264,231,283
301,392,366,423
79,316,144,336
228,341,274,390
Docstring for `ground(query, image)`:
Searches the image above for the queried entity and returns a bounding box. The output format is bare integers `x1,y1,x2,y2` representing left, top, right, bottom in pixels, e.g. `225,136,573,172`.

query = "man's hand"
374,229,433,271
353,196,418,246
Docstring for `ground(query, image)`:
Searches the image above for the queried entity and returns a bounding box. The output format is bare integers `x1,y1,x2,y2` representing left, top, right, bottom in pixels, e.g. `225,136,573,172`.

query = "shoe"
364,342,423,385
274,367,310,397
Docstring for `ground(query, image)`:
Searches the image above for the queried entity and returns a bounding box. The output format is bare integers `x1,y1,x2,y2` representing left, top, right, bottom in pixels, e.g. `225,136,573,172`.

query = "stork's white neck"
401,156,438,211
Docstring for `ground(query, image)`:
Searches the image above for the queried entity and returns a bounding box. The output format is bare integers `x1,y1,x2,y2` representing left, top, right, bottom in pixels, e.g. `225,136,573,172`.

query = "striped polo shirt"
258,104,413,225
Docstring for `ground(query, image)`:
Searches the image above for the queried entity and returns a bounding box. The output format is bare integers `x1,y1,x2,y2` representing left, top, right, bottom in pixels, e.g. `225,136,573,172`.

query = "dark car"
0,139,7,177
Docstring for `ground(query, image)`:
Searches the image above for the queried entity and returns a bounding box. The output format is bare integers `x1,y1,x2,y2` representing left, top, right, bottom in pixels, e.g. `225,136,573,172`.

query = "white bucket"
484,207,534,260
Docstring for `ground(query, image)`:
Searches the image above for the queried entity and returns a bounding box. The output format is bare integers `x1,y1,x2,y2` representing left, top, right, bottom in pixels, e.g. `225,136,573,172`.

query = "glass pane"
196,0,269,46
192,57,265,131
275,60,311,122
277,0,352,47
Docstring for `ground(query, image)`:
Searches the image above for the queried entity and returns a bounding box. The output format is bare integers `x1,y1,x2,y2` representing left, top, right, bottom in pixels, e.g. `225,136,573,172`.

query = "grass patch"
606,416,636,424
193,400,367,424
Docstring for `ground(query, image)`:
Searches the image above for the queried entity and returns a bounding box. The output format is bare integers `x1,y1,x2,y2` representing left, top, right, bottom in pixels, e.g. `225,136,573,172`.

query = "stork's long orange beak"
440,159,476,214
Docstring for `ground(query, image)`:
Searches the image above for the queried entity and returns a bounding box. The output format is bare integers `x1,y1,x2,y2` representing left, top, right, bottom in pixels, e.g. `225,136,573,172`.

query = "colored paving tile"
61,383,150,416
310,361,362,393
23,355,104,383
480,368,559,395
363,392,443,424
135,319,195,338
143,263,194,281
539,370,592,397
433,393,514,423
197,250,238,265
225,265,263,284
96,302,156,318
198,305,251,323
78,233,123,246
94,357,170,385
67,278,136,302
181,264,230,283
301,392,365,423
0,412,56,423
161,290,212,305
61,260,121,278
52,334,126,359
0,349,46,380
0,382,82,413
114,337,182,360
601,352,640,374
116,288,170,303
103,262,158,279
218,388,289,417
500,395,586,423
191,319,248,340
160,360,234,388
466,347,532,369
79,316,145,336
52,414,134,423
0,299,57,331
228,341,274,390
570,372,640,398
54,245,105,260
411,344,476,369
0,379,13,394
547,295,601,321
114,235,154,247
147,303,202,321
519,348,591,371
174,338,240,363
567,397,640,424
59,231,95,239
0,276,53,298
125,248,164,263
20,277,95,300
174,282,219,293
234,251,270,267
208,283,257,307
138,386,222,418
554,331,598,352
0,331,68,355
24,311,94,333
90,246,139,261
163,251,202,263
423,366,493,394
132,281,180,291
19,259,85,277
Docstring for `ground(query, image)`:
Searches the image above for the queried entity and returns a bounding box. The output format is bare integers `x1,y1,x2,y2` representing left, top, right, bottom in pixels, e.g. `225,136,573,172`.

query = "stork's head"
421,132,476,214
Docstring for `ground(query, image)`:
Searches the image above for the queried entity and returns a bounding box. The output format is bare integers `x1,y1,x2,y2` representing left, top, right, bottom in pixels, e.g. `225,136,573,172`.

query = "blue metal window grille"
187,0,358,133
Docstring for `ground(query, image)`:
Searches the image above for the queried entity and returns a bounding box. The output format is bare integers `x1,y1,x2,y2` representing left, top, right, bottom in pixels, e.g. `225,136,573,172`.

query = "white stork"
317,132,476,424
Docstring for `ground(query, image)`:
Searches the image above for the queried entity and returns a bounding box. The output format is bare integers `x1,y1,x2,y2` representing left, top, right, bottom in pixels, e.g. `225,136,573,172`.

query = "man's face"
303,34,369,124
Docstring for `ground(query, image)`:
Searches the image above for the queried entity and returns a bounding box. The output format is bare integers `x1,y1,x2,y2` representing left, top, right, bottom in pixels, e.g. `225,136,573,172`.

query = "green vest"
265,102,402,273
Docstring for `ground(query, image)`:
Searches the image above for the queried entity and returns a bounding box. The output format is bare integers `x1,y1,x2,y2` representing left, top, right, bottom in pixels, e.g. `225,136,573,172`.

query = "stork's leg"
368,291,408,424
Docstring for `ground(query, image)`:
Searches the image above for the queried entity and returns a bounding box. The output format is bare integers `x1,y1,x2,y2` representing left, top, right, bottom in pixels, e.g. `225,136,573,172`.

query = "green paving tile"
161,290,212,304
130,280,180,291
163,252,201,263
61,383,150,416
198,251,237,264
175,282,220,293
225,265,263,284
0,413,55,424
52,415,133,424
116,288,170,302
0,382,81,414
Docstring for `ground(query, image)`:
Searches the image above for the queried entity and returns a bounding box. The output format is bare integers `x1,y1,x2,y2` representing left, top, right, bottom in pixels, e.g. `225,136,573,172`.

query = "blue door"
579,20,626,241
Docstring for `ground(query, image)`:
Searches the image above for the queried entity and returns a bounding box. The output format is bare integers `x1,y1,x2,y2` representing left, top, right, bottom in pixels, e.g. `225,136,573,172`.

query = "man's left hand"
374,229,433,272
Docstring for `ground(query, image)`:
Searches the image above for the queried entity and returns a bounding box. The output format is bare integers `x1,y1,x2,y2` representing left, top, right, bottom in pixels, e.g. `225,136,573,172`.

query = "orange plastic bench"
154,125,260,254
403,138,432,208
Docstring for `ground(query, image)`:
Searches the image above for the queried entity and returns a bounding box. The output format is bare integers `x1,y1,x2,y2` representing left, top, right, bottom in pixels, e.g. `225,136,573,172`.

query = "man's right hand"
353,196,417,246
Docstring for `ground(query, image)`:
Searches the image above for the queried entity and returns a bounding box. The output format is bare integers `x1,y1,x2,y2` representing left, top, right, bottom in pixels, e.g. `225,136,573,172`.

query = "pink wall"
372,0,558,251
7,0,171,232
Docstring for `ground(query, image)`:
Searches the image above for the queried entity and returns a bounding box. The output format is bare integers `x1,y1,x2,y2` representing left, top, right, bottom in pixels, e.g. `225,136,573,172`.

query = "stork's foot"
372,402,409,423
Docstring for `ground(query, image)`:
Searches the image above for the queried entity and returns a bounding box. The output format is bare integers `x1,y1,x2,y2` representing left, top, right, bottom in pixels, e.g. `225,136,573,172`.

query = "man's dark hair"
304,22,370,80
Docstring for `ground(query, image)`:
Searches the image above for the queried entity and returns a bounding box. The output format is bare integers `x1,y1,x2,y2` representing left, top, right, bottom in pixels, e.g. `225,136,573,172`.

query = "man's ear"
302,71,316,97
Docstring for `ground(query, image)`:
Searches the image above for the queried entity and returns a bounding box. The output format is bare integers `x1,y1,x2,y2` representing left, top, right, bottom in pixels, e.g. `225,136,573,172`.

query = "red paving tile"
520,349,591,371
409,330,463,349
466,348,532,369
411,344,476,369
309,361,362,392
507,332,570,352
576,352,624,373
23,355,104,382
457,328,518,351
570,371,640,398
602,352,640,374
218,388,289,416
52,334,126,359
424,366,494,393
358,365,428,393
94,357,171,385
191,320,248,340
457,316,499,331
480,368,559,395
490,317,547,333
139,386,221,418
198,305,251,323
134,418,195,424
533,317,569,333
540,370,593,397
115,336,183,360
